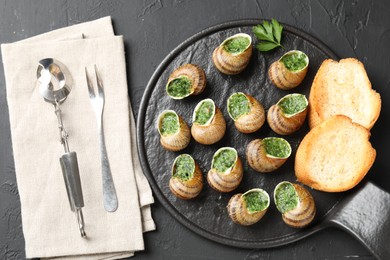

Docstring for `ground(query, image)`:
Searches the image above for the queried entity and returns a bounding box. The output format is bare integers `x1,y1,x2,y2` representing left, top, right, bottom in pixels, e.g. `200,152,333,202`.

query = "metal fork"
85,65,118,212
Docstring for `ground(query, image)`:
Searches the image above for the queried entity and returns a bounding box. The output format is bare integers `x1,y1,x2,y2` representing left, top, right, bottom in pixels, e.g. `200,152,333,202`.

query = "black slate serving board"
137,20,349,248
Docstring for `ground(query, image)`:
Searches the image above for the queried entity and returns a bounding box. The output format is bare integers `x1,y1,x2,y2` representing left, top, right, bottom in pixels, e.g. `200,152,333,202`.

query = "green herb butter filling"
228,93,250,120
277,94,308,116
243,190,269,213
194,100,214,125
212,148,237,173
274,182,299,213
223,36,250,54
280,52,308,71
173,155,195,181
263,137,291,158
160,112,179,135
166,76,192,98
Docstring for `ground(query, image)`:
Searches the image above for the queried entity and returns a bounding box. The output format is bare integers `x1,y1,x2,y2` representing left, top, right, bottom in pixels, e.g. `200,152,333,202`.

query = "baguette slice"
295,115,376,192
309,58,381,130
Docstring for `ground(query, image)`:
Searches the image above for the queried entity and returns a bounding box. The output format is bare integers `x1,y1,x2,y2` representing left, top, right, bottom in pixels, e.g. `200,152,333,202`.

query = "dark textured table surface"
1,0,389,259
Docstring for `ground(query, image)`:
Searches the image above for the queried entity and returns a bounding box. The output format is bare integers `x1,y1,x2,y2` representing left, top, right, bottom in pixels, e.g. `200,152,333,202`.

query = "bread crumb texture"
309,58,381,130
295,115,376,192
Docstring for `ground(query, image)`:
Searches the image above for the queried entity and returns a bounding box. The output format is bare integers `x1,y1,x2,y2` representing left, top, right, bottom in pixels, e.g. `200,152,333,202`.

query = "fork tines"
85,65,104,100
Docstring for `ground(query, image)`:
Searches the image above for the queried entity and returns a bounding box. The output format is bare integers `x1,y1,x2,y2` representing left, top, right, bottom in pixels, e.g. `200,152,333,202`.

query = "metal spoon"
37,58,86,238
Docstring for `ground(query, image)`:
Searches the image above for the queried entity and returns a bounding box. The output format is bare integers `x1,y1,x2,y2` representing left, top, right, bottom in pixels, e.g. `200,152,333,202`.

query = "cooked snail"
169,154,203,200
246,137,291,173
212,33,253,75
207,147,243,193
227,92,265,133
227,188,270,226
274,181,316,228
268,50,309,90
157,110,191,151
166,64,206,99
267,93,308,135
191,98,226,145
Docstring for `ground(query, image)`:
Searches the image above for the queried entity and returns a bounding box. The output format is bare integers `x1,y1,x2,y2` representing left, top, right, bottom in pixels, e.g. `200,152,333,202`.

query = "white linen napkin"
1,16,155,259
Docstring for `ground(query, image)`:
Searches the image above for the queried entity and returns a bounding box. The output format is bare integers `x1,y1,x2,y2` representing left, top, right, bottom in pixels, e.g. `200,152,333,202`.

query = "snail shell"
207,147,243,193
166,64,207,99
212,33,253,75
191,99,226,145
274,181,316,228
169,154,203,200
227,92,265,133
246,137,291,173
157,110,191,151
227,188,270,226
267,93,308,135
268,50,309,90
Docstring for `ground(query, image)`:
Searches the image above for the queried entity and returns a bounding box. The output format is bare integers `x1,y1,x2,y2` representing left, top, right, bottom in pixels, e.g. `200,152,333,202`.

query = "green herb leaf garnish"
252,19,283,52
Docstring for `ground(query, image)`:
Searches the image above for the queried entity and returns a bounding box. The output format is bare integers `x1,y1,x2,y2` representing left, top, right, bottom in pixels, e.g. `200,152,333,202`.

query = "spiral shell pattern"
268,50,309,90
191,106,226,145
274,182,316,228
207,148,243,193
166,63,207,99
246,138,290,173
212,33,253,75
227,189,269,226
169,160,203,200
232,94,265,134
267,104,308,135
158,111,191,151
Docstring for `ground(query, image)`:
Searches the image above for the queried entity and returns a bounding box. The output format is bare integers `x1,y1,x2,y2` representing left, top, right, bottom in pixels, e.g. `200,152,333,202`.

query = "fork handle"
99,124,118,212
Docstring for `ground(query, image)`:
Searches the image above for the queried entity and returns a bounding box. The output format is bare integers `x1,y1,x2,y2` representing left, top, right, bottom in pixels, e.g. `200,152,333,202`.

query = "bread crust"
295,115,376,192
308,58,381,130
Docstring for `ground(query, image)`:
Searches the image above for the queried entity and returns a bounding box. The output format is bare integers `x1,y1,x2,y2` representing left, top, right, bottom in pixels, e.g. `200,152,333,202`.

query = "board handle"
325,181,390,260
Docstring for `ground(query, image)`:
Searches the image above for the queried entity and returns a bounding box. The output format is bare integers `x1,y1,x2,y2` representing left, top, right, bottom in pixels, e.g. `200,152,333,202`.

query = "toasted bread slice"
295,115,376,192
309,58,381,129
